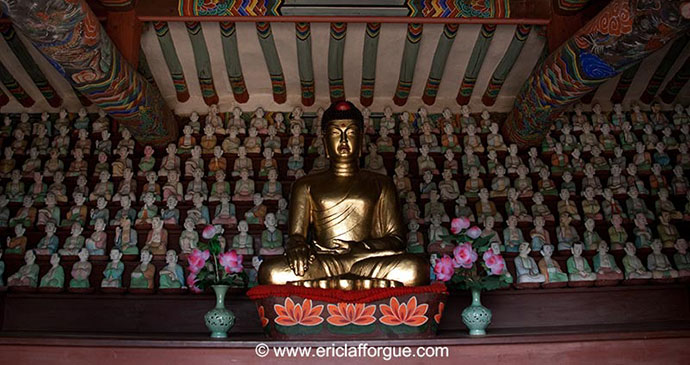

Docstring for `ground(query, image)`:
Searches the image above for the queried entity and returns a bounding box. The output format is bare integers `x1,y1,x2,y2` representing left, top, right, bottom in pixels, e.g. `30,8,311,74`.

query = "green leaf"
209,238,221,256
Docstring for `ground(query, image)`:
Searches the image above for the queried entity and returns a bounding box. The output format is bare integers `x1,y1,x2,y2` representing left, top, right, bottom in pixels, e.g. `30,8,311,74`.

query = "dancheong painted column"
503,0,690,147
0,0,178,146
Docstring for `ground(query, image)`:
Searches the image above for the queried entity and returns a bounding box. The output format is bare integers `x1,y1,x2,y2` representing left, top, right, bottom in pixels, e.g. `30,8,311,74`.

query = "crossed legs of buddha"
258,251,429,289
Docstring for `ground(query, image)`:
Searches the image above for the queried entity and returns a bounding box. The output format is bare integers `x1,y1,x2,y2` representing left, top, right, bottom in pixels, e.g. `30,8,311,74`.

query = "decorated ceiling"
0,1,688,115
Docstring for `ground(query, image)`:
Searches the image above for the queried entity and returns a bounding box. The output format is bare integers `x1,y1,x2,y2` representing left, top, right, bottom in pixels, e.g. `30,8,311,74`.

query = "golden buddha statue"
259,101,428,290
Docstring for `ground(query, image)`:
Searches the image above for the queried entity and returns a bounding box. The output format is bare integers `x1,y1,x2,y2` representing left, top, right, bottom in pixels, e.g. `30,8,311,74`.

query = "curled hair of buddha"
321,101,364,131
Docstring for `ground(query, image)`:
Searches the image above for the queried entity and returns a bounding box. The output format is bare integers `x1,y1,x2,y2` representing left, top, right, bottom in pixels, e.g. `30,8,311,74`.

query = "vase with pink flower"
187,225,247,338
434,217,513,335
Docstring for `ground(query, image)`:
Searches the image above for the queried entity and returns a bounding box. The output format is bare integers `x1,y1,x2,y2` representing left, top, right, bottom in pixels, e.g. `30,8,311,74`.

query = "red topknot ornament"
335,101,351,111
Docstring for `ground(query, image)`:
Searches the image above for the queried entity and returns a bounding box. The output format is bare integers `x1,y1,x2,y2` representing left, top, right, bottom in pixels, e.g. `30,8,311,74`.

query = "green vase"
461,288,491,336
204,285,235,338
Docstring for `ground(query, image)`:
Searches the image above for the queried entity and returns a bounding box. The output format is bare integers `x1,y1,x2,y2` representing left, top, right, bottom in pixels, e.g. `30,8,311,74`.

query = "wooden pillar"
1,0,178,146
503,0,690,147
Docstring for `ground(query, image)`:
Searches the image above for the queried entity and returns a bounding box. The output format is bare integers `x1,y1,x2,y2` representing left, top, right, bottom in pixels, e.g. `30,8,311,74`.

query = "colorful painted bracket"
220,21,249,103
393,23,423,106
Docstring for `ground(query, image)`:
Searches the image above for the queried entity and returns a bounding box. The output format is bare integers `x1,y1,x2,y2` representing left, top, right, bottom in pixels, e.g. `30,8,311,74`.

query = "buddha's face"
324,118,361,163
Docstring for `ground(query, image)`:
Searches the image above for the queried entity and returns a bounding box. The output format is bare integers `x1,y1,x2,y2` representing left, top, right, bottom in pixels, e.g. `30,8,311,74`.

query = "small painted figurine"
187,194,211,226
8,250,39,287
556,214,579,251
622,242,652,279
159,250,185,289
179,218,199,254
35,222,59,256
213,195,237,226
476,188,502,224
130,250,155,290
406,220,424,254
59,223,85,256
260,213,284,255
39,253,65,289
10,196,37,228
515,242,545,284
115,216,139,255
233,169,255,202
503,216,523,253
244,194,267,225
186,146,205,177
101,249,125,288
85,218,108,256
143,216,168,256
111,195,137,226
673,239,690,277
138,145,157,176
136,193,159,225
592,241,623,281
567,243,596,282
427,213,452,255
89,197,109,227
262,169,283,201
185,168,208,201
490,165,510,198
538,245,568,284
232,220,254,255
647,240,679,279
529,216,551,252
69,248,92,288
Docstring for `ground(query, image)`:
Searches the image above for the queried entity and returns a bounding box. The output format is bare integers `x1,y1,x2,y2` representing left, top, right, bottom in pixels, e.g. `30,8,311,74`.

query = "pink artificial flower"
466,226,482,239
187,249,210,274
219,250,244,274
434,255,455,282
483,251,506,275
452,243,478,269
202,225,217,240
186,273,202,293
450,217,471,234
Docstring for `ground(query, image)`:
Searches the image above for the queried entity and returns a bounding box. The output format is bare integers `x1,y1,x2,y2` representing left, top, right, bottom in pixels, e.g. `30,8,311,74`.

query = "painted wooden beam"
139,0,551,23
295,22,315,106
153,21,191,102
481,24,531,106
1,0,178,146
422,23,459,105
660,55,690,104
185,21,219,106
610,62,640,104
0,61,34,107
220,21,249,103
639,34,689,104
393,23,423,106
328,22,347,102
360,22,381,107
503,0,690,147
455,23,496,105
105,9,142,68
0,24,62,108
255,22,287,104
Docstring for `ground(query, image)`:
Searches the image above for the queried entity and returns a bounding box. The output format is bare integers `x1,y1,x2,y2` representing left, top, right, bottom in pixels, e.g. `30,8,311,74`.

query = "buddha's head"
322,101,363,165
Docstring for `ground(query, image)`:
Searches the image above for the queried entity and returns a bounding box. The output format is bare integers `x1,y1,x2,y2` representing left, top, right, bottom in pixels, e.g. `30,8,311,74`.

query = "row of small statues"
6,235,690,292
1,247,262,291
429,239,690,285
3,206,288,260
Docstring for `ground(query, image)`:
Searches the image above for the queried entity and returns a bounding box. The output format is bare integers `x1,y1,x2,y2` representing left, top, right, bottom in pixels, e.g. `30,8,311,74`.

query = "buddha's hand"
286,243,314,277
329,239,372,254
